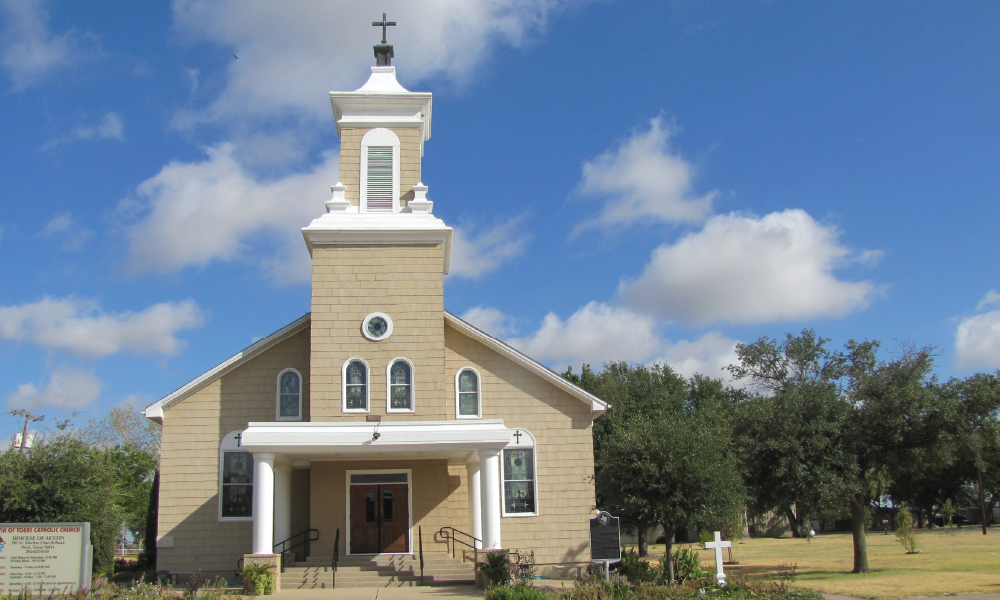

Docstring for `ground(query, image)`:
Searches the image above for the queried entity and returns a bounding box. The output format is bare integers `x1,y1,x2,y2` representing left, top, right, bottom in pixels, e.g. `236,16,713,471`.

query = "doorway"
347,471,410,554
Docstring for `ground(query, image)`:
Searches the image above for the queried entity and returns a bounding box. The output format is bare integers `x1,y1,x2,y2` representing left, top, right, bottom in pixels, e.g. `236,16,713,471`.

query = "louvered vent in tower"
366,146,394,211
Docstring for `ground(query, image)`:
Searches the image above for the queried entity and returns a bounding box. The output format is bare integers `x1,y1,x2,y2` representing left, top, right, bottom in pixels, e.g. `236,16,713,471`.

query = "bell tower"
302,29,452,421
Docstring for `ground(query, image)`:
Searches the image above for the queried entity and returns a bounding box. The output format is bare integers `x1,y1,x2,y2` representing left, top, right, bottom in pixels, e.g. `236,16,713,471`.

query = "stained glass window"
458,369,479,416
503,448,536,514
345,360,368,410
278,370,300,418
221,451,253,518
389,360,411,410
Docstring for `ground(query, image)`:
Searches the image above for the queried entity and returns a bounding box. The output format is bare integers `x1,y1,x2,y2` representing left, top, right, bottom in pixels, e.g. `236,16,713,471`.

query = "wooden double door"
349,483,409,554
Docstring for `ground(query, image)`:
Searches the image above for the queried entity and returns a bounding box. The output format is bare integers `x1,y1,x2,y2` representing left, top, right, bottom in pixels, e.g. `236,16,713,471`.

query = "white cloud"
6,367,102,410
0,0,98,90
0,297,204,358
955,291,1000,371
449,216,531,279
40,112,124,151
460,306,518,338
977,290,1000,312
652,331,739,380
573,117,716,235
122,143,337,283
506,302,663,368
621,209,881,326
171,0,572,124
40,212,93,251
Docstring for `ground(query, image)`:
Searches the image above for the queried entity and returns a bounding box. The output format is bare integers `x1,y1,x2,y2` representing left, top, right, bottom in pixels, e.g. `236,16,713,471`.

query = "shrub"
895,509,918,554
485,583,548,600
510,550,538,584
478,550,511,587
615,549,656,583
238,562,275,595
668,547,705,584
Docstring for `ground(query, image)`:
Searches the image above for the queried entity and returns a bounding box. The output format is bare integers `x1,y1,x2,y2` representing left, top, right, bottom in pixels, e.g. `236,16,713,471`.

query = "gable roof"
143,314,311,422
443,311,608,413
143,310,608,422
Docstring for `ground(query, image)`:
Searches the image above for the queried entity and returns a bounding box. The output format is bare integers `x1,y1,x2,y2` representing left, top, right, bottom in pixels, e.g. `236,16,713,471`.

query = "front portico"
240,420,510,558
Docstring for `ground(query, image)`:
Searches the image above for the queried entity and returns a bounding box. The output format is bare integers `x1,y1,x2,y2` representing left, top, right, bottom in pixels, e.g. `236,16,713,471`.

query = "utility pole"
9,409,43,455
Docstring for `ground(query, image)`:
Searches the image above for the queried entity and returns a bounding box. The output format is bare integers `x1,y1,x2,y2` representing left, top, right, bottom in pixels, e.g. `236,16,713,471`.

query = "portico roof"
239,419,510,457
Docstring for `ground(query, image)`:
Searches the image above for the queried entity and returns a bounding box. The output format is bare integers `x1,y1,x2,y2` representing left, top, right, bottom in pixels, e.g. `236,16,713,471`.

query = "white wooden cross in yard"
703,531,732,586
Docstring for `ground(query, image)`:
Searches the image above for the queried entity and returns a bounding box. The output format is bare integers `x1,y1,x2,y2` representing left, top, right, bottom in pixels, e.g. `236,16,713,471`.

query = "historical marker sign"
0,523,92,595
589,511,621,562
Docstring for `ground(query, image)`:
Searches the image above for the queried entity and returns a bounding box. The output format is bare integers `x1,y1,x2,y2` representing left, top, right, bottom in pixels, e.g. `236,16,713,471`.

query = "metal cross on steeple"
372,13,397,66
373,13,396,44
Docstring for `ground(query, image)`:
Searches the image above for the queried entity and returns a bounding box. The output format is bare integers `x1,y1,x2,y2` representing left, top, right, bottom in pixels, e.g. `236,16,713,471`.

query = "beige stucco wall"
156,327,311,576
339,127,423,206
309,244,447,421
444,322,598,571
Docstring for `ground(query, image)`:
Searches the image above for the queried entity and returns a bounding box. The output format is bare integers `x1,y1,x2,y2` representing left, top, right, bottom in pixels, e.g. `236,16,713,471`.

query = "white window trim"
501,428,540,518
218,430,254,522
386,357,415,413
275,367,303,422
362,312,394,341
344,468,413,556
455,367,482,419
342,357,371,413
360,128,401,213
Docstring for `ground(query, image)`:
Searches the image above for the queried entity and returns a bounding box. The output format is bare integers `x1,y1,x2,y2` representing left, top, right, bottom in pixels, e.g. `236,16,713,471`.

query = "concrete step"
282,554,474,589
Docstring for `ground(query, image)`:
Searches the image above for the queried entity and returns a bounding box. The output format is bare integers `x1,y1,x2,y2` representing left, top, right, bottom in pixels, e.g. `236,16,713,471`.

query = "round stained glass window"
361,312,393,341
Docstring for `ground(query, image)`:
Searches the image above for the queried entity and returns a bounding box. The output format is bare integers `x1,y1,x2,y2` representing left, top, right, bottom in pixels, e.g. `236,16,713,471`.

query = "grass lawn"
628,526,1000,599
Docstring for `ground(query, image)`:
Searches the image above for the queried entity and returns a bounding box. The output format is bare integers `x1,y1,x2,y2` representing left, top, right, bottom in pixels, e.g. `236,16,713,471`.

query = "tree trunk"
662,523,675,585
849,494,870,573
783,505,802,538
637,522,649,557
978,465,988,535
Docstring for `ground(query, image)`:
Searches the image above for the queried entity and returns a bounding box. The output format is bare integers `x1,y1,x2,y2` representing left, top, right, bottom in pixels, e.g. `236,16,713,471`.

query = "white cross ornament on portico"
703,531,732,587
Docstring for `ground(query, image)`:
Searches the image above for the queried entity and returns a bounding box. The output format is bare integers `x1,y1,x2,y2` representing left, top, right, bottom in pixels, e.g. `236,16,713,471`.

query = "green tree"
729,331,937,573
728,331,854,537
567,362,745,578
0,434,121,572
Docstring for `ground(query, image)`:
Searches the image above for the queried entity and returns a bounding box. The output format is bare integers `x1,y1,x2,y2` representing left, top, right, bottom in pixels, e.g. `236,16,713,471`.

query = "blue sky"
2,1,999,438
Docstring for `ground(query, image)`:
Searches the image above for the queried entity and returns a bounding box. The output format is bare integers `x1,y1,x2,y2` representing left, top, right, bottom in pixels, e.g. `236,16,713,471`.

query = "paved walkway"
268,588,1000,600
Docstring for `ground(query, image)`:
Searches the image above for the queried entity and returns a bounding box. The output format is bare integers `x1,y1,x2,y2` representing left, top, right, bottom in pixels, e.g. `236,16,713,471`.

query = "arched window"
455,368,481,419
219,431,253,521
276,368,302,421
501,428,538,517
360,128,401,213
343,358,369,412
387,358,414,412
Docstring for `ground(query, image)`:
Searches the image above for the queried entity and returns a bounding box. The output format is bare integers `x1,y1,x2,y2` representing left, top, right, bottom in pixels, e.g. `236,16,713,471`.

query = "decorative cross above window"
512,430,523,444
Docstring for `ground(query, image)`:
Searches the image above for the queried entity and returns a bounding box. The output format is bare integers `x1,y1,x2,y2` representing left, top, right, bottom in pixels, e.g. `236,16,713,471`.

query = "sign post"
0,523,92,595
589,511,621,581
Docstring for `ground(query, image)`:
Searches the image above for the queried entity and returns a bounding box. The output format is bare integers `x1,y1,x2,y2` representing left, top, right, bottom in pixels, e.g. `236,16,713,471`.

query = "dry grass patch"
628,527,1000,599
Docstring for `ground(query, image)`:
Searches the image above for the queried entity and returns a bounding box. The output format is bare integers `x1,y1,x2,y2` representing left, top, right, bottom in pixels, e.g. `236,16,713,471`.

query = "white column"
466,457,482,549
252,452,276,555
479,449,502,550
273,464,292,551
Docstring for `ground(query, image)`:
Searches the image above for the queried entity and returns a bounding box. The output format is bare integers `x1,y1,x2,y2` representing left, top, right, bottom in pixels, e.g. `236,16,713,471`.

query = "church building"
144,32,607,588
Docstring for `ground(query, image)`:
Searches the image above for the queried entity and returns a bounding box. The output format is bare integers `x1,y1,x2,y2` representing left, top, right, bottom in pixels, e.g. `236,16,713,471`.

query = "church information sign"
589,512,621,562
0,523,92,595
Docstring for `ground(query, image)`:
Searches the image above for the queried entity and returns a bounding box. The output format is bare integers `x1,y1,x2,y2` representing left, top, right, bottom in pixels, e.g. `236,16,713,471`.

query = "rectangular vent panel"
366,146,394,211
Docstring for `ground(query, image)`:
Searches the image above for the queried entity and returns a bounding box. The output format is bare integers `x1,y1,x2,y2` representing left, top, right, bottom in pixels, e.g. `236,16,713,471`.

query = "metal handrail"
332,528,340,589
419,527,424,586
437,526,482,559
273,528,319,572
